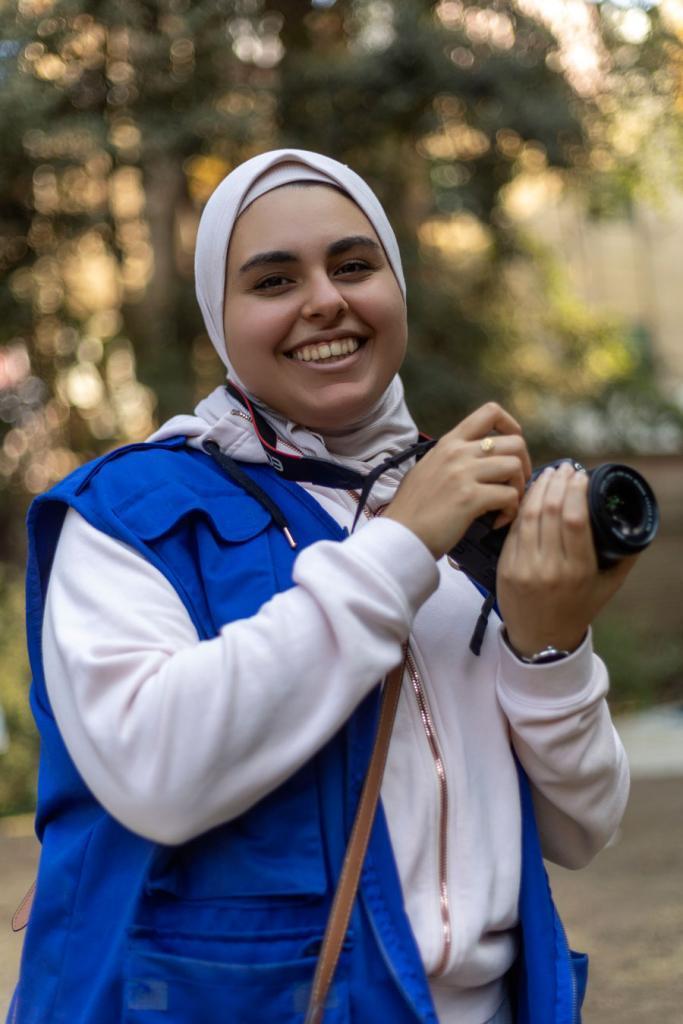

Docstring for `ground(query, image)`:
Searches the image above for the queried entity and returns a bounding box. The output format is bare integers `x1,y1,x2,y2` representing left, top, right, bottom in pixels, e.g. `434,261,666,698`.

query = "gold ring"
480,437,495,454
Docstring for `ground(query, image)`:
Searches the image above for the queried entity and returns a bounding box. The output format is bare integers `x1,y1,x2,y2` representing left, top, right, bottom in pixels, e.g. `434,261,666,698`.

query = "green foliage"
594,610,683,715
0,0,680,480
0,566,37,816
0,0,682,810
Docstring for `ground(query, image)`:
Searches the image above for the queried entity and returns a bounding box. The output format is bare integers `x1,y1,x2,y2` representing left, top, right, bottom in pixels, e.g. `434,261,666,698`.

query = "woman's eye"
335,260,372,276
253,274,292,291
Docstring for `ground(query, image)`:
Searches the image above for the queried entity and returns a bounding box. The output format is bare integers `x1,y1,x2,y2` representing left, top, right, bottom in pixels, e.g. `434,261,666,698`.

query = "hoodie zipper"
347,491,452,977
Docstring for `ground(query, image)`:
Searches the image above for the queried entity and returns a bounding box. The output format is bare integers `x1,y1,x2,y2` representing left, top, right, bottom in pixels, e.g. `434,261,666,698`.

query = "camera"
449,459,660,596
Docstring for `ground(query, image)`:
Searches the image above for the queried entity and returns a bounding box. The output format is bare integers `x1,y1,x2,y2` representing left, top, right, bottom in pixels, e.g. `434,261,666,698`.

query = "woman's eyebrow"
238,236,381,276
327,235,381,257
238,250,297,275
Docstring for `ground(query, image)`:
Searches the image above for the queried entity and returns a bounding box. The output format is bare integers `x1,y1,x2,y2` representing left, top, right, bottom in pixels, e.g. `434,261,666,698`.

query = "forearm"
44,509,438,844
495,625,629,868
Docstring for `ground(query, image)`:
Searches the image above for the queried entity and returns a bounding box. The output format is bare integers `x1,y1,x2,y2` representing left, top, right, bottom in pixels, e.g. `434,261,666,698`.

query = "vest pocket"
123,929,350,1023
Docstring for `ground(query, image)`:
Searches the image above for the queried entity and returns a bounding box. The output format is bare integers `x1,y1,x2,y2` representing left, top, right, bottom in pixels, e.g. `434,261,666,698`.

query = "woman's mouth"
286,337,366,365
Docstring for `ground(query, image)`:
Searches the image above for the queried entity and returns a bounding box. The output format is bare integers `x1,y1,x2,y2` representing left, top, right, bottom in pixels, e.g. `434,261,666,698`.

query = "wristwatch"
503,629,572,665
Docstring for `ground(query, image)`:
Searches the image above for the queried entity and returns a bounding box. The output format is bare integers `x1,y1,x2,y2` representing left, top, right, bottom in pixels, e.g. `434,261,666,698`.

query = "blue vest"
10,439,587,1024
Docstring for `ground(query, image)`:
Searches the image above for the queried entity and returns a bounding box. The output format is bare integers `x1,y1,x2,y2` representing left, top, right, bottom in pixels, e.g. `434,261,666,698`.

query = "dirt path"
548,775,683,1022
2,778,681,1021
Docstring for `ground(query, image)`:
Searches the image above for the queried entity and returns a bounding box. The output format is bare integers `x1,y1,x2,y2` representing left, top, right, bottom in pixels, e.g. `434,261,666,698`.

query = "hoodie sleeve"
42,507,439,844
495,624,630,868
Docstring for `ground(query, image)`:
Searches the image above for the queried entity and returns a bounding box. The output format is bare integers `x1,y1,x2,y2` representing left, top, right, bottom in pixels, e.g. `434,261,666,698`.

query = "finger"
468,426,532,481
559,471,596,568
539,462,574,557
453,402,523,443
509,464,555,552
499,465,553,563
474,453,527,505
473,483,521,522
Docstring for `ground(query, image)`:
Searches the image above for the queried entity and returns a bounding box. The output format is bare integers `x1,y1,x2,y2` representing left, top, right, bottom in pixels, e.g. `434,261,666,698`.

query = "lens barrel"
449,458,659,595
587,463,659,568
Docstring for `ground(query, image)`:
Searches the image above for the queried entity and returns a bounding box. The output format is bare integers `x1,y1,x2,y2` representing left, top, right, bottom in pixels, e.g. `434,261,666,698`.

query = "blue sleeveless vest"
10,439,587,1024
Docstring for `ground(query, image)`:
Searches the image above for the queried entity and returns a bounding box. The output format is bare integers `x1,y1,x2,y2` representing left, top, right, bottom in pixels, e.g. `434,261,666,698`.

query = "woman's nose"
301,273,348,322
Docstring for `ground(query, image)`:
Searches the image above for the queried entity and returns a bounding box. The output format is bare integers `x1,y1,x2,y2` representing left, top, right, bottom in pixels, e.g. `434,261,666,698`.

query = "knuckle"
521,504,540,523
513,571,535,593
449,462,468,487
484,400,502,417
461,483,476,506
498,564,516,587
539,567,558,588
445,437,466,458
563,511,585,531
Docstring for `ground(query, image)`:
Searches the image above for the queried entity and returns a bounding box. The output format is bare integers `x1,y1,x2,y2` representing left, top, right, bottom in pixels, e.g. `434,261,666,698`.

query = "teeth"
290,337,361,363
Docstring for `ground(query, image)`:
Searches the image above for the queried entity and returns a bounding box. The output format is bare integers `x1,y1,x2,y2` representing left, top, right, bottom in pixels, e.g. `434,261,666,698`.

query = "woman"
11,150,631,1024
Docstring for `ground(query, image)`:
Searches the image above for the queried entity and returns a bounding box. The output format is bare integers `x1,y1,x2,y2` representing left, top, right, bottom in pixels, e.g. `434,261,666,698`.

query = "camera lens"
588,464,659,567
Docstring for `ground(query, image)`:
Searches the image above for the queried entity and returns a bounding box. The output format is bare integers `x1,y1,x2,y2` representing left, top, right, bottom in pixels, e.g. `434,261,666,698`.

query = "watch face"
528,648,569,665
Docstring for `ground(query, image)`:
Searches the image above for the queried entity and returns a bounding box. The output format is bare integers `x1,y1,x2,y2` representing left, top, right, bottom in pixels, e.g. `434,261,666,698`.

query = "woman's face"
223,184,407,432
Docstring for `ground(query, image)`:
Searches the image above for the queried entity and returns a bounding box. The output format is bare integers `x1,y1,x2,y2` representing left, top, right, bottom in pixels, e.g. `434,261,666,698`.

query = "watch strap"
502,629,573,665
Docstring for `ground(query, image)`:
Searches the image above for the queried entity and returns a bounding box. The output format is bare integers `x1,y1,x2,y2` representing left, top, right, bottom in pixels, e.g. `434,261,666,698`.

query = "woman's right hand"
384,402,532,560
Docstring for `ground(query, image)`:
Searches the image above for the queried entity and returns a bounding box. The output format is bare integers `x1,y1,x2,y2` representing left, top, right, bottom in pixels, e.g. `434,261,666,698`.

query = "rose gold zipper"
343,490,452,971
404,645,451,977
345,489,451,973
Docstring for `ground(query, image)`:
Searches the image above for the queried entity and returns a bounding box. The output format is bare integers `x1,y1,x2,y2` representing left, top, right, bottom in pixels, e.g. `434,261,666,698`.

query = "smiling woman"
223,184,407,432
10,150,633,1024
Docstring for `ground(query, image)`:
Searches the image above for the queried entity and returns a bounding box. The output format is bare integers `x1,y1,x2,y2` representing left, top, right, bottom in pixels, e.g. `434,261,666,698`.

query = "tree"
2,0,683,814
0,0,681,566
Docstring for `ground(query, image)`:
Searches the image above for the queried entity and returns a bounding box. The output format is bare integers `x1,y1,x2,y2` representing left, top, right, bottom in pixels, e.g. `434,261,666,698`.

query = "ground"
1,775,681,1021
548,776,683,1022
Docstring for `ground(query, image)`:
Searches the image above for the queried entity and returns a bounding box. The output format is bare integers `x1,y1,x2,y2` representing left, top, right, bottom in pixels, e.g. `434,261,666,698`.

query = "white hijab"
150,149,418,504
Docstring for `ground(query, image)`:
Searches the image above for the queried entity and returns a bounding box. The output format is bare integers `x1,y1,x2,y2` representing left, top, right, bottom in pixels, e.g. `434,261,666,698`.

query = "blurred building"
524,187,683,408
510,183,683,645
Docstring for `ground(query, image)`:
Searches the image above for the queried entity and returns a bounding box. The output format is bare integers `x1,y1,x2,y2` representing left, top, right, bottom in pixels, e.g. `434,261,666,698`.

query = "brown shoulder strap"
304,655,405,1024
12,881,36,933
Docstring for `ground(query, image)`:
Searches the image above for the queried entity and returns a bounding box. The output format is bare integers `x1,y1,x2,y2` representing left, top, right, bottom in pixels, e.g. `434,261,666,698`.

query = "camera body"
449,458,659,596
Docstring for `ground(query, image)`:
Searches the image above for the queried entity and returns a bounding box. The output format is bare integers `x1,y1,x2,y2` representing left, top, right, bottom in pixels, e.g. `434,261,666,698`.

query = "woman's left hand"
496,461,639,658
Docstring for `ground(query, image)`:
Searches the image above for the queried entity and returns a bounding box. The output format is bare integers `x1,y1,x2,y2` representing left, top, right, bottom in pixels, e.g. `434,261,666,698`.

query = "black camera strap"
211,383,494,655
223,381,435,529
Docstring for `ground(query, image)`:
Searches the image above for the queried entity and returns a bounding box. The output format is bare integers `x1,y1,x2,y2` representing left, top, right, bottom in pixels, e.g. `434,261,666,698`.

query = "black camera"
449,459,659,596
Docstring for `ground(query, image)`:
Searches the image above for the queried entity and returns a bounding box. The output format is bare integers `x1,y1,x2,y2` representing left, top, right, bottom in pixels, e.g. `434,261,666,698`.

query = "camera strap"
222,381,435,531
216,384,496,655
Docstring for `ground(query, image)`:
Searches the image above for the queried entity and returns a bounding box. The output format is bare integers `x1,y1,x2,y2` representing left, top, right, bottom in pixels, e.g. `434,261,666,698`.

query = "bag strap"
304,654,406,1024
12,880,35,932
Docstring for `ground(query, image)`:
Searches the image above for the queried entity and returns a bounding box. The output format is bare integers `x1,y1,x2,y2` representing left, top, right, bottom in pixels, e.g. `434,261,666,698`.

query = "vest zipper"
404,645,452,978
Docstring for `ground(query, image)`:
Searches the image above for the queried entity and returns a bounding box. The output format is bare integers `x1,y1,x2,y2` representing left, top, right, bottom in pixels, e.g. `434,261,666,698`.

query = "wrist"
503,627,586,664
382,509,441,560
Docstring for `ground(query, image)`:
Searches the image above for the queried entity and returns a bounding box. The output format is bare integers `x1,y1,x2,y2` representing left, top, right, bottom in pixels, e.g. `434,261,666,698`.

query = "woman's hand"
496,461,639,657
384,402,532,558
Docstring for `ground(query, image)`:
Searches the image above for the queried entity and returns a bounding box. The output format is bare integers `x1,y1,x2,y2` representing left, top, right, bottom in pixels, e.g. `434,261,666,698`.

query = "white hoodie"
42,473,628,1024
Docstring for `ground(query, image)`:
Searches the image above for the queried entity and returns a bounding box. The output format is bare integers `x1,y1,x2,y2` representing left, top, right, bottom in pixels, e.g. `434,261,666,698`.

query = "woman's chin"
296,390,386,435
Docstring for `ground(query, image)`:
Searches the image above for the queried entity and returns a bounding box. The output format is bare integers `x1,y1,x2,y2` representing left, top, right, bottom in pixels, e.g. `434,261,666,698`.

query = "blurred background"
1,0,682,1019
